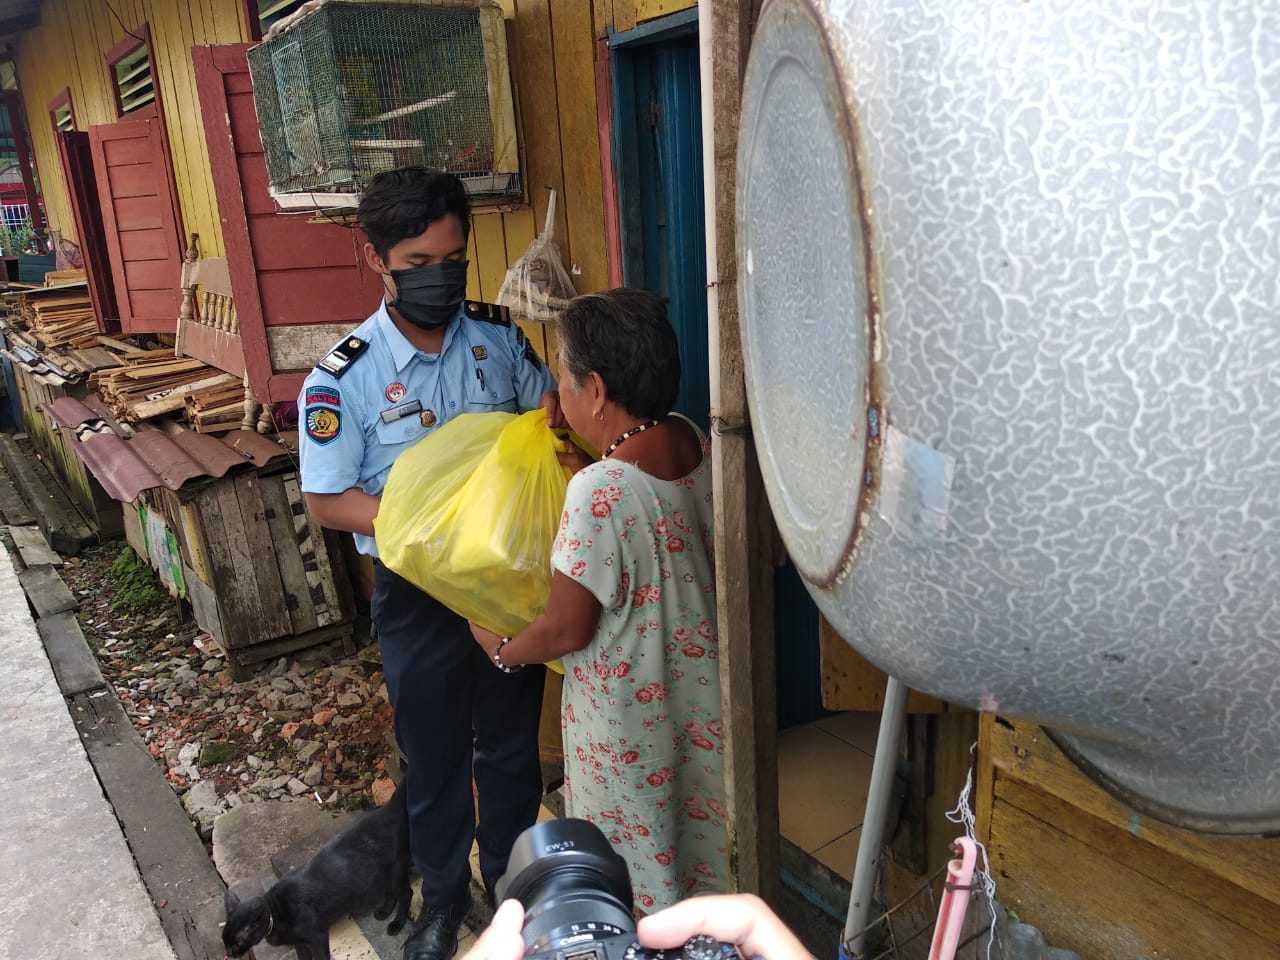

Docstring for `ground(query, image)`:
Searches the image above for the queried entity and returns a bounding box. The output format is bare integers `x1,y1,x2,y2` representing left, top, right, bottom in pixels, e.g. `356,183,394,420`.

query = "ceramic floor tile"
812,824,861,881
814,711,881,756
778,724,875,853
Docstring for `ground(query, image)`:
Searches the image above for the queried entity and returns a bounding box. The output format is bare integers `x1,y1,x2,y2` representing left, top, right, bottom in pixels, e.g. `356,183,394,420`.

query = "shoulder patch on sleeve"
305,405,342,444
464,300,512,326
522,333,542,369
315,336,369,379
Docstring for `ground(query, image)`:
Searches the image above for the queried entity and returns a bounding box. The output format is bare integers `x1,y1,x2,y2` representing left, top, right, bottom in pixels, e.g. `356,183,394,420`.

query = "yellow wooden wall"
16,0,698,356
16,0,251,259
469,0,696,363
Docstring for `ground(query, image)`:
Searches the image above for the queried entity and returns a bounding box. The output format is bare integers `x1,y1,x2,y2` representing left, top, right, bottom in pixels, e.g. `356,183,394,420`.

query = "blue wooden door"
611,23,709,431
611,17,823,726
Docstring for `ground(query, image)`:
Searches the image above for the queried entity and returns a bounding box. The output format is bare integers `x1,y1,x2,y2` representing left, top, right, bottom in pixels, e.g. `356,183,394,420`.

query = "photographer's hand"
459,899,526,960
637,894,815,960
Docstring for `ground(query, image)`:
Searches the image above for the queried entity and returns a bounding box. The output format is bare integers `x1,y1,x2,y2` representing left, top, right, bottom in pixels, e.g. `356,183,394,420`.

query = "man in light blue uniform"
299,297,556,539
297,169,559,960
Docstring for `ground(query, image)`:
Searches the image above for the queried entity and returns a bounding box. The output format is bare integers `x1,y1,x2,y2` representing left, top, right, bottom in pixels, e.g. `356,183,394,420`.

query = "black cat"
222,779,412,960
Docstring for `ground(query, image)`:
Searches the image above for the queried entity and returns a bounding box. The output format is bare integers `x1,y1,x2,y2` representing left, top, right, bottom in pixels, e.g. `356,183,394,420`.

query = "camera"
496,818,739,960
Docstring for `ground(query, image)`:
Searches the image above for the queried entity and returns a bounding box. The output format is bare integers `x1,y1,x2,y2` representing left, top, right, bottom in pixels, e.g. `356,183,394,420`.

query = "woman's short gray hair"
558,289,681,420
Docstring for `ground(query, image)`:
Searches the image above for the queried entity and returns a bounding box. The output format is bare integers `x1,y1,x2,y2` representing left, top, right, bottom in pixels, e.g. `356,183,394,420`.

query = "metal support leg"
841,675,910,960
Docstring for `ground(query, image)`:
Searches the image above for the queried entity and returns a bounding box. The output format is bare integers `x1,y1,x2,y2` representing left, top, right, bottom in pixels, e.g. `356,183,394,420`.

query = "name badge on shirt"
379,398,423,424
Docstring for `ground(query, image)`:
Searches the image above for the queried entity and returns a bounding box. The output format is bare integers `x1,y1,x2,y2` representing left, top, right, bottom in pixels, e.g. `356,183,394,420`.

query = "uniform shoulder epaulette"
315,336,369,379
464,300,511,326
515,325,542,369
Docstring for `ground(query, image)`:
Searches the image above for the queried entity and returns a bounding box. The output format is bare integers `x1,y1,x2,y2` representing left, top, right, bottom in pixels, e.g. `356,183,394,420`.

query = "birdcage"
247,0,520,206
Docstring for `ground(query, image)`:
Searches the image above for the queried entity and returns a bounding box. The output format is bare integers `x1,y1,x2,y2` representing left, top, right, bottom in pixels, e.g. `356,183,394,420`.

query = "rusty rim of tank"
738,0,883,591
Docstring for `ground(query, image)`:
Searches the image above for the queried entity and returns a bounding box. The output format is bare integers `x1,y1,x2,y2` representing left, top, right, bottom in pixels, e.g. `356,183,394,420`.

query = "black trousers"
372,562,546,910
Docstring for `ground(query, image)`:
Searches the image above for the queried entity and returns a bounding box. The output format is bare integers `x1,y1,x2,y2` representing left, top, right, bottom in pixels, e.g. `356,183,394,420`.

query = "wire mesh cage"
248,0,521,204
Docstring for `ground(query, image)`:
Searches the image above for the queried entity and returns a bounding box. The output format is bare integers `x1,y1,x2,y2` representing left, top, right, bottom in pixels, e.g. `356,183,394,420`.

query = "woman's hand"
637,894,814,960
470,622,502,659
457,899,525,960
557,440,595,475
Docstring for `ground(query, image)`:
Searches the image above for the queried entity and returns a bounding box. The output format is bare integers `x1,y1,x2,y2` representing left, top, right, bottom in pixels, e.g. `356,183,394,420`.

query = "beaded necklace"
603,418,662,457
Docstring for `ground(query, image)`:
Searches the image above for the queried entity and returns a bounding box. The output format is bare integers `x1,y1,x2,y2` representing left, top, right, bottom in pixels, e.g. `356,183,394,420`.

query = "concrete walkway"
0,544,176,960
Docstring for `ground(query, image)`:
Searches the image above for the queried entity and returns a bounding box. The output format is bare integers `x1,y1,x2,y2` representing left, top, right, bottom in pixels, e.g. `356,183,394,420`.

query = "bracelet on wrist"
493,636,524,673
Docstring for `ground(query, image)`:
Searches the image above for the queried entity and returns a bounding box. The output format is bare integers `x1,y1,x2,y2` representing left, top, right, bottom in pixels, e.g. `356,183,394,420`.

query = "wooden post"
707,0,779,902
4,90,47,240
240,374,258,431
175,233,199,358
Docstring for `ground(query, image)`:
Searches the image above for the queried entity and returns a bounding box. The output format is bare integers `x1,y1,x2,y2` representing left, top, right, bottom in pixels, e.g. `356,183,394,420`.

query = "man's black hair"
559,288,681,421
356,167,471,261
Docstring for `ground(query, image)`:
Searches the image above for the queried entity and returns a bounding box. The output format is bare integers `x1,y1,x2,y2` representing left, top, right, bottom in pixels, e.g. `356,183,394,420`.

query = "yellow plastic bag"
374,410,574,669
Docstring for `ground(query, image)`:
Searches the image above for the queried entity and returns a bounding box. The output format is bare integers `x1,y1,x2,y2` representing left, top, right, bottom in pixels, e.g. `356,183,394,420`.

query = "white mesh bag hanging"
496,189,577,323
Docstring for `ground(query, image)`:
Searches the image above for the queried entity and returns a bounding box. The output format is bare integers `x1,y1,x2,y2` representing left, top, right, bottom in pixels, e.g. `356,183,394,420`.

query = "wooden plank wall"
819,618,945,712
976,714,1280,958
15,0,694,363
16,0,251,259
10,367,119,534
471,0,616,367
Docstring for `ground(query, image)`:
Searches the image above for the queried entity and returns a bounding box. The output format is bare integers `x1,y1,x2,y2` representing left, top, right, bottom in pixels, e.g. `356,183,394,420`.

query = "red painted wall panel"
236,158,275,216
123,258,179,290
194,43,382,402
55,130,119,325
128,289,181,320
258,269,377,322
88,116,183,332
227,92,263,151
247,214,365,271
112,195,167,231
101,136,153,167
105,164,156,199
119,229,173,261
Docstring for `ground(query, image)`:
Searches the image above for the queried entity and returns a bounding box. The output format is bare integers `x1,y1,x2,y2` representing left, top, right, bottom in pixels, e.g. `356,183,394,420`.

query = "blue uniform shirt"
298,300,557,557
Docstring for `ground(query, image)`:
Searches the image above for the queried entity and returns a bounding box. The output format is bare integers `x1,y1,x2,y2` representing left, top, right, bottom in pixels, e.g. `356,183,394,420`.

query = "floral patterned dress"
550,425,725,909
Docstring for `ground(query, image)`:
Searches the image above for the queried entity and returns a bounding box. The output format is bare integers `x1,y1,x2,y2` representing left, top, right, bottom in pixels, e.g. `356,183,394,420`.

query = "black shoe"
404,898,469,960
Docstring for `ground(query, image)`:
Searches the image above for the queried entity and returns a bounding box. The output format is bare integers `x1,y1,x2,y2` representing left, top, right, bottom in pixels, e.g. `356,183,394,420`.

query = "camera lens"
497,819,636,957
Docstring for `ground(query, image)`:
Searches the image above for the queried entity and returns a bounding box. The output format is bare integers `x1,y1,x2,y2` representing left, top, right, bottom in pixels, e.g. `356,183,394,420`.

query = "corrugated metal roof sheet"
41,394,298,503
2,343,74,385
0,316,127,385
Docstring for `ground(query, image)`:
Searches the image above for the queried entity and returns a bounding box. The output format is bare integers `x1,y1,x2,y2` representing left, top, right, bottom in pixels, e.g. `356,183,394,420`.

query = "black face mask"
387,259,469,330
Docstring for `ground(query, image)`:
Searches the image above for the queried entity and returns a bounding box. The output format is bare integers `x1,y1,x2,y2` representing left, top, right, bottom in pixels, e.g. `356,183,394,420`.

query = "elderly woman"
470,288,725,910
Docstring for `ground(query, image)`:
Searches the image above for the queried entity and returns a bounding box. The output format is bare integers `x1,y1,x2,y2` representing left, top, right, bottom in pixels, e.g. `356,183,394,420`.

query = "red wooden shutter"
87,117,184,333
193,44,382,404
56,130,119,328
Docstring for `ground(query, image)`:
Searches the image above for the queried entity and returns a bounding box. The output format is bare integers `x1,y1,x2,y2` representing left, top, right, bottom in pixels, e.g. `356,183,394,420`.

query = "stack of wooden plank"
18,281,97,349
185,380,248,433
97,348,237,423
44,269,87,287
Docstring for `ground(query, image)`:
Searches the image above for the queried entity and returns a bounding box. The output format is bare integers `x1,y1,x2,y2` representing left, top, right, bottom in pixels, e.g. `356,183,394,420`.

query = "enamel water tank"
737,0,1280,833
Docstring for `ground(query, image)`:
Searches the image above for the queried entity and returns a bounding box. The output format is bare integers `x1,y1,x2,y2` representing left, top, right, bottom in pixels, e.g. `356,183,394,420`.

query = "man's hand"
470,622,502,660
540,389,567,428
638,894,815,960
457,899,525,960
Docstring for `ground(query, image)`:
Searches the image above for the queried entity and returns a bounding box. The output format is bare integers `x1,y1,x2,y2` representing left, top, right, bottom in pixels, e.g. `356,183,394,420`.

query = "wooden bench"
174,233,272,432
